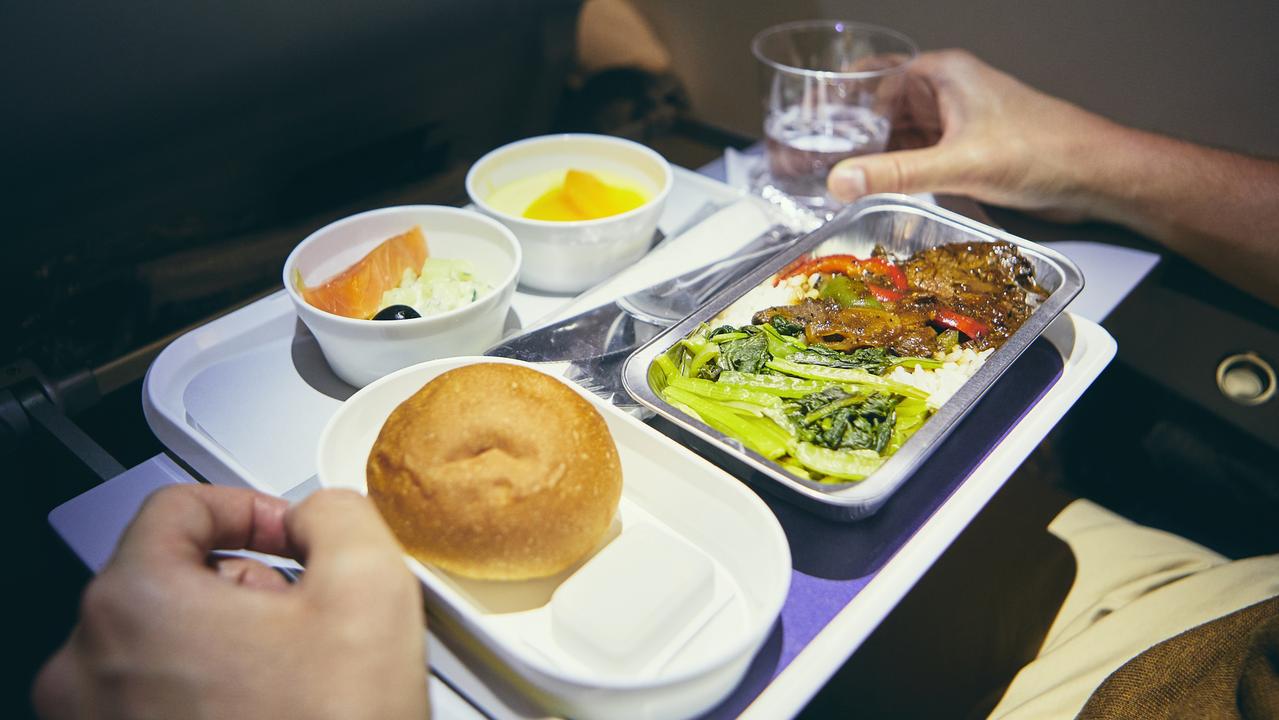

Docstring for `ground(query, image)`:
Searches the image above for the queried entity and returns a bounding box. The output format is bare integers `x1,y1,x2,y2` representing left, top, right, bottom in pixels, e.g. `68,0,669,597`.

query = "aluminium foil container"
622,194,1084,520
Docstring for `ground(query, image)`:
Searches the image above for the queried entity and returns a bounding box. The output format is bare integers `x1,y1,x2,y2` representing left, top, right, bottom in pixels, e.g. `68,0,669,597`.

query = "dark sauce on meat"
752,241,1046,355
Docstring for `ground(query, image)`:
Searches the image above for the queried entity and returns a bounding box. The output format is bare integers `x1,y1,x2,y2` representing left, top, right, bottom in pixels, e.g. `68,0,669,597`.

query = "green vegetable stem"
656,321,945,484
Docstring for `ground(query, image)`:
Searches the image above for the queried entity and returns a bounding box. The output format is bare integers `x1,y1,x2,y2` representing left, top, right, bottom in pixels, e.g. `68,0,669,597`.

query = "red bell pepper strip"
860,257,909,290
933,308,990,339
774,254,909,290
867,283,904,303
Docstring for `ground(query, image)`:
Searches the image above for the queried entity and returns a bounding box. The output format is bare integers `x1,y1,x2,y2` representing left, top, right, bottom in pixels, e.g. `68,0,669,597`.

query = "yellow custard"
486,169,649,221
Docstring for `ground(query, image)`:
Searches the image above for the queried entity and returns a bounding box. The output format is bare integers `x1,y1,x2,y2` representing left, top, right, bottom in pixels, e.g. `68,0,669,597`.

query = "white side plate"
316,357,791,720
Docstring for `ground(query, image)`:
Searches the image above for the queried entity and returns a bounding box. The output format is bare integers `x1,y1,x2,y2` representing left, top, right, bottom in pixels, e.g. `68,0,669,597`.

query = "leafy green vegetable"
769,314,805,336
678,329,723,380
661,385,790,459
765,358,929,399
668,375,784,412
792,443,885,481
656,320,943,484
789,345,896,375
784,388,899,453
709,324,739,338
893,357,944,370
756,322,805,359
716,371,826,398
716,332,770,374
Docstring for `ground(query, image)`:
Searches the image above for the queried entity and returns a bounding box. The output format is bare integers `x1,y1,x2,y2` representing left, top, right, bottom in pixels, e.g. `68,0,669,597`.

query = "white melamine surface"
316,357,790,720
143,167,764,498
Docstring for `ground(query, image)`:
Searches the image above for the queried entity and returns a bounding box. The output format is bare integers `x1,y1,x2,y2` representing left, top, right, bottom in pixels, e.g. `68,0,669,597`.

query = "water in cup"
751,21,916,213
764,105,890,200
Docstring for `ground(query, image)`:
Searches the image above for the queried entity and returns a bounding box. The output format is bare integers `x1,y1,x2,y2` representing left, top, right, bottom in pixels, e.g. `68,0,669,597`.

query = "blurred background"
3,0,1276,717
637,0,1279,156
5,0,1277,379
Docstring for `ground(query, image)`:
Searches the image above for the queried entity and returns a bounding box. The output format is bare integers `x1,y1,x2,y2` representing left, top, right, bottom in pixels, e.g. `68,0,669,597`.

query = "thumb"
284,489,412,607
827,146,963,201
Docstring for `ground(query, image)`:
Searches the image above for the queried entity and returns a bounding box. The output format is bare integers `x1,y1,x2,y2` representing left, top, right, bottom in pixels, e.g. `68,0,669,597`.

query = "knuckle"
141,483,196,514
941,48,977,65
327,551,415,600
299,488,367,518
79,575,118,618
923,48,979,77
347,546,409,581
78,577,124,627
883,155,909,193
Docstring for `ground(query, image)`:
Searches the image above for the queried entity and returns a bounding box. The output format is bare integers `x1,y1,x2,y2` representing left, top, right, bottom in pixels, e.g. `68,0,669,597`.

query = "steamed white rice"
713,273,814,327
889,346,993,410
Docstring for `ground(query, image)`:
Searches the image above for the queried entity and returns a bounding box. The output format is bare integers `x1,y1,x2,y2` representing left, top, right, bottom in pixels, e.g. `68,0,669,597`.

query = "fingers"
112,485,291,573
284,490,412,605
828,146,967,201
212,556,294,592
910,48,984,82
826,49,999,203
847,51,913,74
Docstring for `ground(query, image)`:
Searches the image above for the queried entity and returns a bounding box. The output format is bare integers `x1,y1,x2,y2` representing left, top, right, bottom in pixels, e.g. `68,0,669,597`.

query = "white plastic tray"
140,164,1121,719
143,166,771,501
318,356,790,719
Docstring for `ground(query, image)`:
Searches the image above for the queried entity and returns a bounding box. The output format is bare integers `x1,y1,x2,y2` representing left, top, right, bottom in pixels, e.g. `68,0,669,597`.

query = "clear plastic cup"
751,20,917,212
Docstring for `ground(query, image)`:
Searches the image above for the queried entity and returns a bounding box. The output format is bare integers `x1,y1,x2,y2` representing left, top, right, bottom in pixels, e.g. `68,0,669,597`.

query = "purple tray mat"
659,337,1066,719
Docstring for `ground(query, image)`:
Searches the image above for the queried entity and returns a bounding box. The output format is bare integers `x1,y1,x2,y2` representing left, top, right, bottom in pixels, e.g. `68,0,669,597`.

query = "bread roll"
367,363,622,580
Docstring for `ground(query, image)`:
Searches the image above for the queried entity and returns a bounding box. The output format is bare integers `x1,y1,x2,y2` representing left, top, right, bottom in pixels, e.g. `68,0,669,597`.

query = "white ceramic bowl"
466,134,672,294
283,206,520,388
317,357,791,720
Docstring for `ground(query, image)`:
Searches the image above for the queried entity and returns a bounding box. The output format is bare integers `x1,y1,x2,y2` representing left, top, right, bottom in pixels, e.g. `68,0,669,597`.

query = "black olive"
372,304,422,321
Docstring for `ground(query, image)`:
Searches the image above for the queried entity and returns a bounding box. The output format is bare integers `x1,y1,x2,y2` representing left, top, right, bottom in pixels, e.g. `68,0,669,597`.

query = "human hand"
33,485,427,720
827,50,1122,221
827,50,1279,307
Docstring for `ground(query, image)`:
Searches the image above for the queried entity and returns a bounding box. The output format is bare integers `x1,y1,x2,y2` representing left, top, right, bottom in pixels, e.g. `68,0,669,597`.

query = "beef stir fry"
753,241,1046,355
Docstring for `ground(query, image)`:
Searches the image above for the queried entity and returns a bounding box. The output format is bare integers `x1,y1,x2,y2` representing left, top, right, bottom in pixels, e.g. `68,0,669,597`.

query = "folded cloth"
1078,595,1279,720
989,499,1279,720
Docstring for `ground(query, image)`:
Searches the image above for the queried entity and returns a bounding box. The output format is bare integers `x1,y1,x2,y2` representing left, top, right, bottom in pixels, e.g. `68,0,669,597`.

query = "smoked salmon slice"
296,226,428,319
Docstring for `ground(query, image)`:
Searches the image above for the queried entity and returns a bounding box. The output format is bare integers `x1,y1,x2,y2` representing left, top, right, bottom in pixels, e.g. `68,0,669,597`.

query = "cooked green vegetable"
792,443,885,481
765,358,929,400
656,322,942,484
709,324,739,338
769,314,805,336
937,328,961,353
716,332,770,375
817,273,882,309
715,371,825,398
785,388,899,454
788,345,896,375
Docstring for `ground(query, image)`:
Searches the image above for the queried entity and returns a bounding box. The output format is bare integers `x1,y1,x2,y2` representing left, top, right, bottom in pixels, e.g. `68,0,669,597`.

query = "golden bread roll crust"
367,363,622,580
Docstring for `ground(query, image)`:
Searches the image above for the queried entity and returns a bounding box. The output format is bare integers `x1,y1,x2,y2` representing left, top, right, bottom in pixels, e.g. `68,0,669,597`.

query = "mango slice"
523,169,647,221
